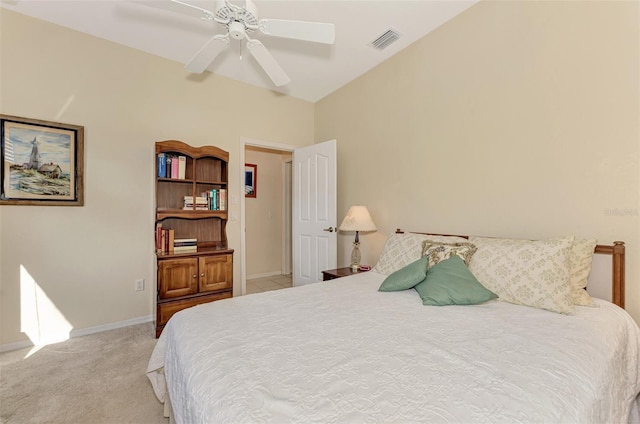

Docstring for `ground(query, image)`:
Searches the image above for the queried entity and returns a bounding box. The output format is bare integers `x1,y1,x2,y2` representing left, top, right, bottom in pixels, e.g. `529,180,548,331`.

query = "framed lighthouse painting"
0,115,84,206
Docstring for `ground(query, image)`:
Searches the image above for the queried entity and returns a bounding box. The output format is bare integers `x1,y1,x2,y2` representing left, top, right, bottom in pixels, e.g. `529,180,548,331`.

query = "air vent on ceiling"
370,28,401,51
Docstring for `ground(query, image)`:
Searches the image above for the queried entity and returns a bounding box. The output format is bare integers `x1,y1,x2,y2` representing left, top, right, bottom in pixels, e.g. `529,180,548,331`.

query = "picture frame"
245,163,257,198
0,114,84,206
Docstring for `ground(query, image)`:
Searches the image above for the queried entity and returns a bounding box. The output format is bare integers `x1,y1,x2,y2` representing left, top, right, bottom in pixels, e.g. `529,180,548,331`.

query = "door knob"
323,227,336,232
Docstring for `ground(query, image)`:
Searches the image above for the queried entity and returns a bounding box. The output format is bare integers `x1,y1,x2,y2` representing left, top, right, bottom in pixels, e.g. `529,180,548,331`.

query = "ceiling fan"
166,0,336,86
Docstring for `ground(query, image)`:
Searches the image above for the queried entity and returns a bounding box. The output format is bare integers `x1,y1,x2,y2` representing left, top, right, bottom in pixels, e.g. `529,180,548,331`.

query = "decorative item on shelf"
338,205,377,268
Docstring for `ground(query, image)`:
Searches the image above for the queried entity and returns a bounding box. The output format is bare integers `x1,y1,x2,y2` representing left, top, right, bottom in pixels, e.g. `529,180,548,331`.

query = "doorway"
240,138,295,296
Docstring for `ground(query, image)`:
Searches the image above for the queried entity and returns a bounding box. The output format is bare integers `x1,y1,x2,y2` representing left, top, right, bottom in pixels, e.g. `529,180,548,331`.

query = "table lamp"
338,205,377,268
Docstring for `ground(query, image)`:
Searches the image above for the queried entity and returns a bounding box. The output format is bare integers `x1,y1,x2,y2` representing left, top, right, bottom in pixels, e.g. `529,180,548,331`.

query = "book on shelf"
171,156,179,179
183,195,208,210
156,227,177,254
174,238,197,246
197,189,227,211
201,192,211,210
173,245,198,253
211,189,218,210
181,191,227,212
167,229,175,253
178,156,186,179
173,238,198,252
219,189,227,211
166,156,172,178
157,153,166,178
184,196,208,204
156,223,163,254
156,229,199,254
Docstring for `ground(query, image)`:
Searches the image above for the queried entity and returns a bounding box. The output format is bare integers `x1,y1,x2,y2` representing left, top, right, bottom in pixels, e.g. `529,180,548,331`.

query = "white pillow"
468,236,575,314
373,232,468,275
570,238,597,306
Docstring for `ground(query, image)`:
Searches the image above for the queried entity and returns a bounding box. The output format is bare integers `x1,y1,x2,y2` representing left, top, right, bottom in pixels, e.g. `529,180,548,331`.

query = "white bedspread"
147,271,640,423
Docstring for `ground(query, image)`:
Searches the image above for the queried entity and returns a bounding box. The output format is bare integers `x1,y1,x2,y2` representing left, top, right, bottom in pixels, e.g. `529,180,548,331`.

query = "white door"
292,140,337,286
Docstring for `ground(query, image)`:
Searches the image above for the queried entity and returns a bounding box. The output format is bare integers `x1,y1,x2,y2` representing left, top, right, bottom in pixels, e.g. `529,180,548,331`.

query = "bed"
147,231,640,423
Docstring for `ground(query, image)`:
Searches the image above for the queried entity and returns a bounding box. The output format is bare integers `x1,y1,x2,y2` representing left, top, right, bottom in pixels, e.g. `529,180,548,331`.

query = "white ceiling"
1,0,478,102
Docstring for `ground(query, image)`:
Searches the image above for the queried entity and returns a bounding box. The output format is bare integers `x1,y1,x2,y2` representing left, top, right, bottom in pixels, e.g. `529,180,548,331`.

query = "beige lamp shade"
339,206,376,267
338,206,377,232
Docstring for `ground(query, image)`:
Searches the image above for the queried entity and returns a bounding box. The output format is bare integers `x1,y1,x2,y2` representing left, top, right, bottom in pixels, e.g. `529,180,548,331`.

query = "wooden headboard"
395,229,626,309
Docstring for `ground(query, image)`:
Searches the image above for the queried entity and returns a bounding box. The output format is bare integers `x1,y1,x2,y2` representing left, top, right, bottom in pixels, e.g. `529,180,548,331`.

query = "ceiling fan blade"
185,35,229,74
169,0,215,20
246,40,290,87
131,0,214,20
259,19,335,45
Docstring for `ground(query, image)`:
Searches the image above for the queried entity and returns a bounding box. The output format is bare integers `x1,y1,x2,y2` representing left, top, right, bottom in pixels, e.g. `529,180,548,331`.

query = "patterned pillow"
422,241,477,269
373,232,468,276
468,236,575,314
570,239,597,306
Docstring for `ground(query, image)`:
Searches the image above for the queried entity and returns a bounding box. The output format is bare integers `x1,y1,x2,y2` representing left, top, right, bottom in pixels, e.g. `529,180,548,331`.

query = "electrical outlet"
135,279,144,291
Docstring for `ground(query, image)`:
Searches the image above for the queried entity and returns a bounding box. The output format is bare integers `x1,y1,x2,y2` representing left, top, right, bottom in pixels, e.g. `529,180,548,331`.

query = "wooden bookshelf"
154,140,233,337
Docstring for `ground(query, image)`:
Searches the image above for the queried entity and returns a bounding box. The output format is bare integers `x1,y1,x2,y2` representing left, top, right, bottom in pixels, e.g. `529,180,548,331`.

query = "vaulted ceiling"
1,0,478,102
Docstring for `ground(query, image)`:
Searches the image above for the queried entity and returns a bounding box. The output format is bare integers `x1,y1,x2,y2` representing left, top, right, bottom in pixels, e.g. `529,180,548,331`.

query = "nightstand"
322,266,370,281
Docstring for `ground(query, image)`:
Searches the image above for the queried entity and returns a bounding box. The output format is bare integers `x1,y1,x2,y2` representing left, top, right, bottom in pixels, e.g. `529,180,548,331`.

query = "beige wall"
2,1,638,347
317,1,640,323
0,10,314,346
245,148,291,277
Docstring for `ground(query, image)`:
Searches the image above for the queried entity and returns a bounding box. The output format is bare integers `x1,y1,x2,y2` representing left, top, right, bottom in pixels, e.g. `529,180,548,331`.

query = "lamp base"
350,242,361,267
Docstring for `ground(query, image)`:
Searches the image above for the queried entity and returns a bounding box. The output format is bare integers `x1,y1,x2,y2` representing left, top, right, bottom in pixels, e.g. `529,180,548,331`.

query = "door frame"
282,159,293,276
239,137,296,296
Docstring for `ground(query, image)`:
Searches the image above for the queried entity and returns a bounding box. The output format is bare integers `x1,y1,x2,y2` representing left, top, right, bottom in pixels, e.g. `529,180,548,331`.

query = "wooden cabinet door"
199,254,233,292
158,257,198,298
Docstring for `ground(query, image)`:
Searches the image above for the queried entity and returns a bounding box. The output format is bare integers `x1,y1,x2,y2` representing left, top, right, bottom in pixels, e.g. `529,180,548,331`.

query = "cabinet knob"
193,274,197,279
200,273,205,277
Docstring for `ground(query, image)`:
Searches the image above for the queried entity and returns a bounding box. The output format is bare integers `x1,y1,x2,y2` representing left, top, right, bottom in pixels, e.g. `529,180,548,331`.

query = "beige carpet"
0,323,167,424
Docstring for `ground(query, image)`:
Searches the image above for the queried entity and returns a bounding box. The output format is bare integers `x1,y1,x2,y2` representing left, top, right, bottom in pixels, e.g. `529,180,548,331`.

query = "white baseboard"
246,271,284,280
0,315,154,353
70,315,154,338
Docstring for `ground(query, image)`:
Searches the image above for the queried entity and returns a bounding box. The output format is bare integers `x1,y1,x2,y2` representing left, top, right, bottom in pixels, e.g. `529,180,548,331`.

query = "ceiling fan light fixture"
228,21,246,40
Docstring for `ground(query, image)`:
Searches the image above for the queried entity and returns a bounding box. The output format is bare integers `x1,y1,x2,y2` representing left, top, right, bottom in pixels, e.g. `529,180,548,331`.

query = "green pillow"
379,256,428,292
414,255,497,305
